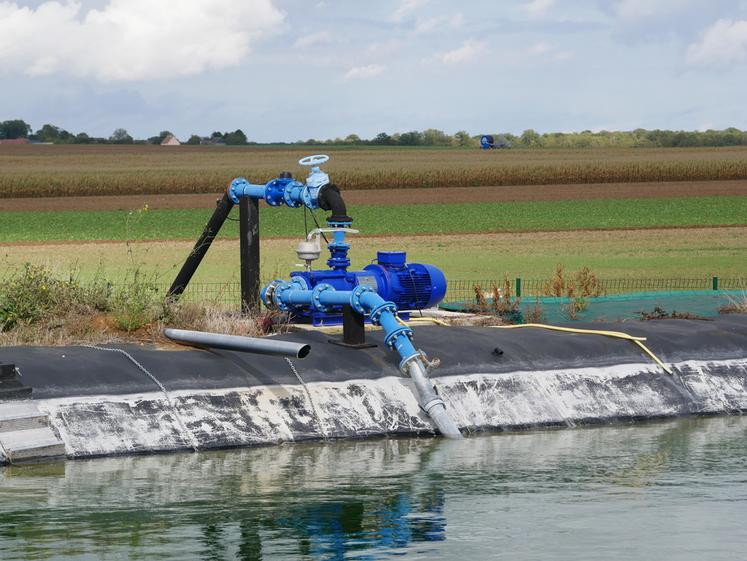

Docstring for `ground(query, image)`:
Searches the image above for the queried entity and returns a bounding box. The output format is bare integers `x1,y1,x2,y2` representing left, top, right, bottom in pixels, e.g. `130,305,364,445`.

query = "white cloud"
523,0,555,17
614,0,698,21
344,64,385,81
438,40,485,64
529,42,551,55
391,0,428,22
294,31,332,48
0,0,283,81
414,13,463,33
554,50,575,61
686,19,747,66
366,40,403,58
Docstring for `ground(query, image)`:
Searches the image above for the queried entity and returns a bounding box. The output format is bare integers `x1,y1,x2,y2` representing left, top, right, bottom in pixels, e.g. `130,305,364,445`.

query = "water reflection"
1,416,746,560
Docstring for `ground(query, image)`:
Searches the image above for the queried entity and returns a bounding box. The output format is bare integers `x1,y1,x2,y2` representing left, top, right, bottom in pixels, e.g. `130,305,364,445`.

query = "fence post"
515,277,522,298
712,276,719,291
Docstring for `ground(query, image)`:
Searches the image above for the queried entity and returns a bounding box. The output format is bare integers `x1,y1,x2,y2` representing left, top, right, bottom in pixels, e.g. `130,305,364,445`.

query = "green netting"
440,290,747,323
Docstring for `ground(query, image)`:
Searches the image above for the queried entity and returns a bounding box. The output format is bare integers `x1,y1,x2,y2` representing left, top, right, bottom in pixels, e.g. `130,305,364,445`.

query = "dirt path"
1,180,744,212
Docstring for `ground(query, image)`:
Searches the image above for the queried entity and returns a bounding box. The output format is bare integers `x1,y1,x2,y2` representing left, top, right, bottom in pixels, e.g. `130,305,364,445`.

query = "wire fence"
146,277,747,309
446,277,747,303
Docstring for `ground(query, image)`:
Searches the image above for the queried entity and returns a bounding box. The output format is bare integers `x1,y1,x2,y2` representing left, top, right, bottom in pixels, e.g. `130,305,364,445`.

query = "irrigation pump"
167,154,462,438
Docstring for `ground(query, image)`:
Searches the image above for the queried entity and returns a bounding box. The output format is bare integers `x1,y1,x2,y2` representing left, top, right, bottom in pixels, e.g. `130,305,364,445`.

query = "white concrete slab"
0,427,65,463
0,402,48,432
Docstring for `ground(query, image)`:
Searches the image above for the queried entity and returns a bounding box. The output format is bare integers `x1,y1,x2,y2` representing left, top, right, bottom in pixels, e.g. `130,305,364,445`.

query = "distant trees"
223,129,248,145
453,130,474,147
4,117,747,149
398,130,424,146
109,128,133,144
520,129,541,147
0,119,31,139
35,124,71,143
371,132,393,145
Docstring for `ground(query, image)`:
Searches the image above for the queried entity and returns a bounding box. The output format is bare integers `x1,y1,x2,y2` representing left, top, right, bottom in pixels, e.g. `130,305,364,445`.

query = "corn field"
2,145,747,198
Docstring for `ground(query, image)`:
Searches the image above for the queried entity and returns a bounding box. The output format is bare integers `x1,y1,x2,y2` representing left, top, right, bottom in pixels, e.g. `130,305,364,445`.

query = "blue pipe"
266,285,418,365
228,177,322,210
263,282,462,438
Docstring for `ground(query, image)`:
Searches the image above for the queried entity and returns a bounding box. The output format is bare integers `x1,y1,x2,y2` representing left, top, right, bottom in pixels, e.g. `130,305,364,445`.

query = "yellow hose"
396,316,450,327
494,323,673,375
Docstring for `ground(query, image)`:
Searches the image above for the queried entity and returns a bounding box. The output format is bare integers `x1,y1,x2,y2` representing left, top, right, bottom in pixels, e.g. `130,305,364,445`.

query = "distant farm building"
199,137,226,146
0,138,30,145
161,134,181,146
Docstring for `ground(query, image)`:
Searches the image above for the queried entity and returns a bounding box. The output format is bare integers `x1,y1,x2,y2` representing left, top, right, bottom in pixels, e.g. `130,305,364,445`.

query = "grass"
0,263,274,346
1,196,745,242
2,227,744,285
3,145,747,197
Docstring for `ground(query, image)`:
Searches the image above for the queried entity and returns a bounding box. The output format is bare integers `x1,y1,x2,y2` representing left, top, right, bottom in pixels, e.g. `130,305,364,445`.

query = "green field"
2,228,745,285
1,196,745,243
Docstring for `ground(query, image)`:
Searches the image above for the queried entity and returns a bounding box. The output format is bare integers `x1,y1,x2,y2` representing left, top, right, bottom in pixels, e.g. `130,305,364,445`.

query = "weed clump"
542,265,606,320
471,276,524,323
637,306,711,321
0,264,91,331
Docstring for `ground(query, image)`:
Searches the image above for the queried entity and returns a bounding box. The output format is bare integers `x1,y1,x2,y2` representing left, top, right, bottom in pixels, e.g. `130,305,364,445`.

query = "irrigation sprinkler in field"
167,154,462,438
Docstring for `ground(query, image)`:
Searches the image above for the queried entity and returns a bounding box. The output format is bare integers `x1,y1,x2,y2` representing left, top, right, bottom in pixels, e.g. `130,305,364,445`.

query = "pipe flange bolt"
384,325,413,350
274,281,296,312
264,180,286,207
369,300,397,325
228,178,248,204
311,283,335,312
350,285,374,315
261,280,283,310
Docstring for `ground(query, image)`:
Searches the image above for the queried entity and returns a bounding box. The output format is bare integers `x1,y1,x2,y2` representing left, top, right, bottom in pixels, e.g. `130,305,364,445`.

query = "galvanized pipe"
405,359,463,439
163,328,311,359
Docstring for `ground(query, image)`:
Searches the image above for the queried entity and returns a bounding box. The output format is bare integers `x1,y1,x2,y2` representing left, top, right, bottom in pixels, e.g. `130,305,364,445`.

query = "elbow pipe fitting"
318,184,352,223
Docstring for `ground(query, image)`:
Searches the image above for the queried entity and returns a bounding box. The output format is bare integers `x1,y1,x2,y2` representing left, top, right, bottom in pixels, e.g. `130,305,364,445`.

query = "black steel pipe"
318,184,352,223
167,191,234,299
239,197,260,313
163,328,311,358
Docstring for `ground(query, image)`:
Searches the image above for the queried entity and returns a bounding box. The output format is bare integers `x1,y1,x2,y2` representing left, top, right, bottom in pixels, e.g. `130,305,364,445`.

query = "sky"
1,0,747,142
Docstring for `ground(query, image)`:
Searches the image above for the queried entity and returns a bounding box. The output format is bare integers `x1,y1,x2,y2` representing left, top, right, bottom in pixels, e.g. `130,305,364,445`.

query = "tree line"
0,120,249,145
2,118,747,148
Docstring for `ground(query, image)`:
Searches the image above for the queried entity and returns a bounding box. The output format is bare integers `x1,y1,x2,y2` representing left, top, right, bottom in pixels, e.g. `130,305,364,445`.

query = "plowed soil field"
1,180,745,211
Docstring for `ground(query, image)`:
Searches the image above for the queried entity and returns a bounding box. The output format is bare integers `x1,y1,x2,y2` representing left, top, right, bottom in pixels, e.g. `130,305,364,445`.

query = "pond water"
1,416,746,560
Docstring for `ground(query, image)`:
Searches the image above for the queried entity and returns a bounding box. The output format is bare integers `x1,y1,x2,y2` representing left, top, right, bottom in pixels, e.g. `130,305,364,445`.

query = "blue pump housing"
286,251,447,326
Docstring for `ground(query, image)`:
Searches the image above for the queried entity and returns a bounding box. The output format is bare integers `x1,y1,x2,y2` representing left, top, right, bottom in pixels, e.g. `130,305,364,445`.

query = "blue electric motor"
283,251,447,326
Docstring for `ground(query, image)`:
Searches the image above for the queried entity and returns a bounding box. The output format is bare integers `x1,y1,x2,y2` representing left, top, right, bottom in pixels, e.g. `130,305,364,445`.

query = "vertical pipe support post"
239,196,261,314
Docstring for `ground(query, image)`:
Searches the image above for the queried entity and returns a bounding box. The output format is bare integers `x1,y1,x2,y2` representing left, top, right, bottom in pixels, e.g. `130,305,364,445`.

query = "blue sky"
1,0,747,141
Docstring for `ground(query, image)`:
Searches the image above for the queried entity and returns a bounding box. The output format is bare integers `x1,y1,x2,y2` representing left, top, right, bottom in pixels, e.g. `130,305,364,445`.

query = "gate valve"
298,154,332,208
